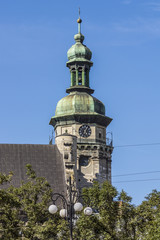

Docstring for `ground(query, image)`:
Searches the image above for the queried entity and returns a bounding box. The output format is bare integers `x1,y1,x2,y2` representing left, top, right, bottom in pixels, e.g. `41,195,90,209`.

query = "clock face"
79,125,91,138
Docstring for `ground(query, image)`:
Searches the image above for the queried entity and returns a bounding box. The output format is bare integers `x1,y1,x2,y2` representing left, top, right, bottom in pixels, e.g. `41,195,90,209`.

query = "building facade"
50,17,113,190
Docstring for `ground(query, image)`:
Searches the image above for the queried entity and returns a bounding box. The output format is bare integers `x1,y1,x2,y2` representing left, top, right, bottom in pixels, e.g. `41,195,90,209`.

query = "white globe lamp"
48,204,58,214
84,207,92,216
60,209,67,218
74,202,83,212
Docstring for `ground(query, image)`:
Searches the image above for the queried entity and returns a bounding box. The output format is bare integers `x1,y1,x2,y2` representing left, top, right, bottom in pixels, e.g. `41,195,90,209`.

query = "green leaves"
0,167,160,239
0,165,61,239
0,171,13,185
136,190,160,239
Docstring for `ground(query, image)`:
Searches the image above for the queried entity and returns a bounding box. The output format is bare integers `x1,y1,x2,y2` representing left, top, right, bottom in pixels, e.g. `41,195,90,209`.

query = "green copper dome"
49,17,112,128
66,18,92,65
67,33,92,62
55,91,105,117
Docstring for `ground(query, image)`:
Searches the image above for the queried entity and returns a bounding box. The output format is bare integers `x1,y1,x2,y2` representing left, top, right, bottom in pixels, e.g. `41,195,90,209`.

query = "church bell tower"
50,16,113,189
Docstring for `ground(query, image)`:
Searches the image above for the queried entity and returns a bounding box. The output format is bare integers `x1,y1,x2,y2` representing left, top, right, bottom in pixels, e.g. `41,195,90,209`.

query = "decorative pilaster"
71,71,74,86
76,69,78,85
86,69,89,87
82,69,85,85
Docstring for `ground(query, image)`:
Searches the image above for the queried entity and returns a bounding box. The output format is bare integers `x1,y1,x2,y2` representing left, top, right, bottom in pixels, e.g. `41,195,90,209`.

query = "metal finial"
77,7,82,34
77,7,82,25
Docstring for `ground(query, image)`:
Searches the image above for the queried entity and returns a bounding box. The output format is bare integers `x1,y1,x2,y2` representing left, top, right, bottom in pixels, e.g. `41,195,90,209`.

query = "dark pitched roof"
0,144,66,193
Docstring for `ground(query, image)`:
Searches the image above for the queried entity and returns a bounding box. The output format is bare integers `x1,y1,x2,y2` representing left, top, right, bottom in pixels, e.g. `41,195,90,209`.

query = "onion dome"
67,18,92,65
67,34,92,62
55,91,105,117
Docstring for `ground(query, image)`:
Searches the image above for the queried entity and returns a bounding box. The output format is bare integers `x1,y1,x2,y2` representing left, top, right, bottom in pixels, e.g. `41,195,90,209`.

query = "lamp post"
48,176,92,240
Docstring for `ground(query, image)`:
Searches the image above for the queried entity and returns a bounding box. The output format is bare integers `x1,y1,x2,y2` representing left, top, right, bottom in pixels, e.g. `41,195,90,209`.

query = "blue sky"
0,0,160,205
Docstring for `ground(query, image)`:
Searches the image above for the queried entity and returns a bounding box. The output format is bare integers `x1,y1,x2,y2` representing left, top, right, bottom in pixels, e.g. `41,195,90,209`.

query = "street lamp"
48,176,92,240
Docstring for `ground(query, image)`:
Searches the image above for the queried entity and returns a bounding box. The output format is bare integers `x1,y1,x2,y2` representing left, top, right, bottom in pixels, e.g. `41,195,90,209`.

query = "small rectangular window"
64,153,69,159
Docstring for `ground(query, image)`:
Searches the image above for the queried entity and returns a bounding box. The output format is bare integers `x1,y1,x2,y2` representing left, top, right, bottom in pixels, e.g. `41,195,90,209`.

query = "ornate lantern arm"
49,177,93,240
51,193,68,210
76,194,91,207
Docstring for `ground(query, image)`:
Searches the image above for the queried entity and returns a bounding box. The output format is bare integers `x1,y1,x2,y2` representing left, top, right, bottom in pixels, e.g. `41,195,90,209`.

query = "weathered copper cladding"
50,18,112,129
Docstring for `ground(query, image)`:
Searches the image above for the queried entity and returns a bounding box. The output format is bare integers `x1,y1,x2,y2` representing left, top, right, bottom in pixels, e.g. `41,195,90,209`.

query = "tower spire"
66,14,93,94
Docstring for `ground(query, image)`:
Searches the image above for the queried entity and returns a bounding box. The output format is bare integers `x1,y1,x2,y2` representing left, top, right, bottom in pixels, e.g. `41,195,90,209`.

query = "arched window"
78,67,82,85
71,68,76,86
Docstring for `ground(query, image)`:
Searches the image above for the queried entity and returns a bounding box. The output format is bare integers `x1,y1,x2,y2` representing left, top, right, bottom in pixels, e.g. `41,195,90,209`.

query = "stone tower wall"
55,134,77,185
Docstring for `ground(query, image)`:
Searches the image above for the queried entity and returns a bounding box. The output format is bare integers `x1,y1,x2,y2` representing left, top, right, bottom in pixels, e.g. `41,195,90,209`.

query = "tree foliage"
0,164,69,240
74,181,136,240
136,190,160,240
0,166,160,239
